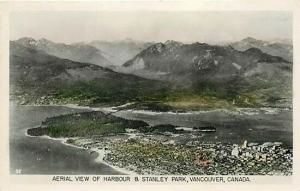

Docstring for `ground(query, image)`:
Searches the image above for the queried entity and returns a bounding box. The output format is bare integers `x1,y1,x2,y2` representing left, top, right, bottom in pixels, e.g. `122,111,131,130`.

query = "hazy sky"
10,11,292,44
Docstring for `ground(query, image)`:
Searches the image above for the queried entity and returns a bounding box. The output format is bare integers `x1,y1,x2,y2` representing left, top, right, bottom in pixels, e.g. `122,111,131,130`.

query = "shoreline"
24,128,293,176
25,131,137,175
66,103,291,116
17,102,291,116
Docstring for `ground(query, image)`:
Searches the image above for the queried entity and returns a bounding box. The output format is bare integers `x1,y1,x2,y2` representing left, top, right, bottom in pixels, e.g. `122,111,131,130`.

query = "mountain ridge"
123,40,289,79
122,40,292,107
14,37,115,69
230,37,293,62
10,41,169,106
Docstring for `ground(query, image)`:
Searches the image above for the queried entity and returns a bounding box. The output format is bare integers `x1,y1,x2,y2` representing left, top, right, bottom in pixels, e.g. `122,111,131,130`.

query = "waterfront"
111,108,292,147
10,103,292,174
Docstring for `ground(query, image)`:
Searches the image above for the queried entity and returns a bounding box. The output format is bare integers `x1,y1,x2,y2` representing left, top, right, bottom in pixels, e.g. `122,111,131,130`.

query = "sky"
10,11,292,44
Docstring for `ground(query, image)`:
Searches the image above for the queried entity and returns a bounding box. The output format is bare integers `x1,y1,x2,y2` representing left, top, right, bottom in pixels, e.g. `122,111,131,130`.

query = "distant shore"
12,99,292,116
21,102,290,116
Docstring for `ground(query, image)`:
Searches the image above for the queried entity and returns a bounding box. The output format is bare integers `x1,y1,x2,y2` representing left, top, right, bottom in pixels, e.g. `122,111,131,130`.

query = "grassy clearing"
164,94,234,110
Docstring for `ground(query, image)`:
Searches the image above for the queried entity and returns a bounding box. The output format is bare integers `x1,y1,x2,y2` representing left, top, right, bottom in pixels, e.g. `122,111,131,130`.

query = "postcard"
0,0,299,191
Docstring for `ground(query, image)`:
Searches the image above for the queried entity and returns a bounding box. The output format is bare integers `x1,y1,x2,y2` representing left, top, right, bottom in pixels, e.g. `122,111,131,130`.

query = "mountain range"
10,41,168,106
10,37,293,109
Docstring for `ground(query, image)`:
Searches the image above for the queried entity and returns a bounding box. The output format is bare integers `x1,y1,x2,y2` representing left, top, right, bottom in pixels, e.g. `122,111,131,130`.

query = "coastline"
60,103,289,116
25,131,137,175
21,103,293,175
14,101,291,116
